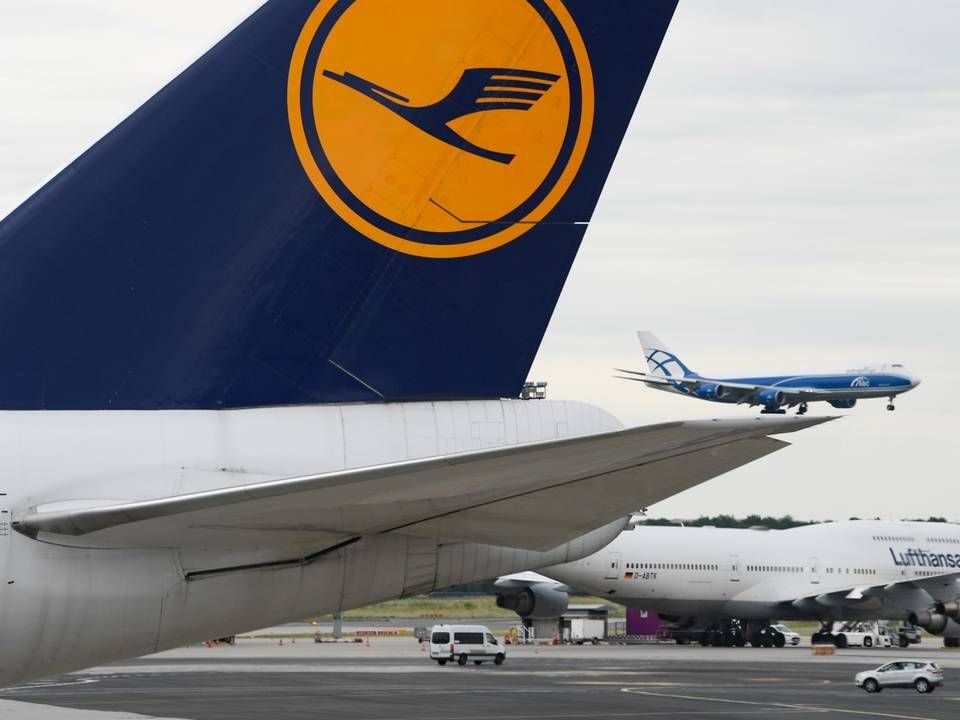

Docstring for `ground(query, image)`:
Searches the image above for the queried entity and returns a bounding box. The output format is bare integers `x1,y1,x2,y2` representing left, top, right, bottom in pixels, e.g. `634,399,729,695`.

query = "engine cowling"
754,389,785,408
935,599,960,619
829,399,857,409
695,383,728,401
910,610,949,635
495,584,569,620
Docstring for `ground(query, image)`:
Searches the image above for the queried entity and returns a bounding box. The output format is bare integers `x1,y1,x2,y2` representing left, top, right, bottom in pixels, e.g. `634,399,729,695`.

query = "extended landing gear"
760,407,786,415
811,621,835,646
698,620,746,647
887,396,896,412
797,402,809,416
743,620,783,648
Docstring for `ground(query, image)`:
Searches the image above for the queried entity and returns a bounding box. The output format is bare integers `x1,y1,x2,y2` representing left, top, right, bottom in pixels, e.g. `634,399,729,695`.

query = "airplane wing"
615,369,766,403
786,572,960,610
615,369,837,405
15,417,831,555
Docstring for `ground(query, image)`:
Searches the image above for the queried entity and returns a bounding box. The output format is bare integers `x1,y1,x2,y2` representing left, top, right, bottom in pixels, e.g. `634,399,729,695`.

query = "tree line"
638,515,950,529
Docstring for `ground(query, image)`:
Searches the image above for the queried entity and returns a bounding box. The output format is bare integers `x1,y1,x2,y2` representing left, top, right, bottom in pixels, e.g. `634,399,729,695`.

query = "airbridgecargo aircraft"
619,332,920,415
496,521,960,647
0,1,832,687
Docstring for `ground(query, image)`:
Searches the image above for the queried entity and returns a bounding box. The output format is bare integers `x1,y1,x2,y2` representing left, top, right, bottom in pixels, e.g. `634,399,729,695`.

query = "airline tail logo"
322,67,562,165
288,0,594,259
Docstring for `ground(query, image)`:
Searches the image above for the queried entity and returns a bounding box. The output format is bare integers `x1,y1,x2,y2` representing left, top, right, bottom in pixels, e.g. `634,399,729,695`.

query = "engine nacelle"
935,599,960,619
695,383,728,401
754,389,785,408
495,584,569,620
829,399,857,409
910,610,949,635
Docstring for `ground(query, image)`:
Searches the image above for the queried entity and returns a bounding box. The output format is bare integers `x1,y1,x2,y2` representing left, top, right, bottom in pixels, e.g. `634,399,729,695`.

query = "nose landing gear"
886,396,896,412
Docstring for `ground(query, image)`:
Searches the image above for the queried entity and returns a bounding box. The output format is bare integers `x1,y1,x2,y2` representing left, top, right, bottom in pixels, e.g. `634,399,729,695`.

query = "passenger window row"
625,562,718,571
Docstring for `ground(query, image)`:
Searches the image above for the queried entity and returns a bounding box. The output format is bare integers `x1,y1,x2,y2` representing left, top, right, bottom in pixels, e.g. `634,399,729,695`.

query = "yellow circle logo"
288,0,594,259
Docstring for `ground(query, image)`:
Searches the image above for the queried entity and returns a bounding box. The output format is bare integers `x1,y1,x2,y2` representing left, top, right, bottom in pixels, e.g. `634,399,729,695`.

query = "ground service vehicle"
429,625,506,667
855,661,943,694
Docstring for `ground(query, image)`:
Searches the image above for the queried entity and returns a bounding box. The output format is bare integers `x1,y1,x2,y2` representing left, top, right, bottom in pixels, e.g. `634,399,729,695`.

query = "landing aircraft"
496,521,960,647
618,332,920,414
0,1,831,687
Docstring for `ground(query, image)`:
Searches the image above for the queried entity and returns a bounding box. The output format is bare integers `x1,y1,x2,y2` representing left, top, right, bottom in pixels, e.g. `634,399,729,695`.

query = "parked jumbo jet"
618,332,919,414
0,1,833,687
496,521,960,647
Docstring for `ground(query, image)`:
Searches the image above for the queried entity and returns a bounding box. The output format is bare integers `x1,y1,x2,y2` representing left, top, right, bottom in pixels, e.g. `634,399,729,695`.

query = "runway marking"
621,688,945,720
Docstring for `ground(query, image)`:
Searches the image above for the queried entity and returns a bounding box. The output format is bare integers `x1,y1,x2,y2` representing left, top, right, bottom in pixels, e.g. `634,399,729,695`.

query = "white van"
429,624,506,666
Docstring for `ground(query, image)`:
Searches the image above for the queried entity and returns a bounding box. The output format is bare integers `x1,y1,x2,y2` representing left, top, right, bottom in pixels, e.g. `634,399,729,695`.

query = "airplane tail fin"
0,1,677,410
636,332,696,379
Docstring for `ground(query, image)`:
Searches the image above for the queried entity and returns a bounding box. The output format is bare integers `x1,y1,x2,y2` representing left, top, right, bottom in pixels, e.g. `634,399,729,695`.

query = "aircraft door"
809,556,820,584
729,554,741,582
604,552,622,580
0,496,10,621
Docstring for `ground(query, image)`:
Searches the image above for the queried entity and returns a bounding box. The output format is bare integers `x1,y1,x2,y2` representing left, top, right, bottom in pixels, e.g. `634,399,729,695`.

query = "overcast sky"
1,2,957,522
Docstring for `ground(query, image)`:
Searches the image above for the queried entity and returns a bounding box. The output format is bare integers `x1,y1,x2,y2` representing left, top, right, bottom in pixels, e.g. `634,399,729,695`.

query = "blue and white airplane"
618,332,920,415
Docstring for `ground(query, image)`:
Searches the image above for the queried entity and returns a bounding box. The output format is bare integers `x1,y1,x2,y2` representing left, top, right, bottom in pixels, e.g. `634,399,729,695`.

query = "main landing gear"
760,407,786,415
887,396,896,412
797,402,808,416
697,620,746,647
811,621,834,646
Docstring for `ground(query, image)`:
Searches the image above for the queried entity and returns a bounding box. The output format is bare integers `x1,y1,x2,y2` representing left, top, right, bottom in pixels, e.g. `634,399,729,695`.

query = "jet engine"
695,383,728,401
909,609,951,635
495,584,569,620
754,389,785,408
829,399,857,409
935,599,960,619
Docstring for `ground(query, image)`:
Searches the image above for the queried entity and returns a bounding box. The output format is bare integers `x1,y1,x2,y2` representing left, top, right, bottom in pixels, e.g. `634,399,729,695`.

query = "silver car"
855,660,943,694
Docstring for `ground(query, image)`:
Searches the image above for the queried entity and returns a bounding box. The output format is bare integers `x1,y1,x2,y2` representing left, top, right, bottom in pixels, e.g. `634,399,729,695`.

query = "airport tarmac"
3,638,960,720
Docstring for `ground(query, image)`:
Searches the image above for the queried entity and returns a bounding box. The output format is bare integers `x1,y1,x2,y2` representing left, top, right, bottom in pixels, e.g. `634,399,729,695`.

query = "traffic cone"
278,638,284,647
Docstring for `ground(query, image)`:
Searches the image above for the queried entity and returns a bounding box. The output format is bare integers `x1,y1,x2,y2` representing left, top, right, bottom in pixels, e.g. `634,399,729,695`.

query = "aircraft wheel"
887,404,895,411
772,631,785,648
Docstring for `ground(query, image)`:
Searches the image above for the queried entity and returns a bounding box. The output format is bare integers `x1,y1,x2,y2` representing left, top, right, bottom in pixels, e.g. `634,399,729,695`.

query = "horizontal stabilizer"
15,416,832,553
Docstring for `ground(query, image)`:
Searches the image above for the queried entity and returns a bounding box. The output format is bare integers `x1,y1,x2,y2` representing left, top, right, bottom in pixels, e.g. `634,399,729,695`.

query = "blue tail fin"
0,0,677,410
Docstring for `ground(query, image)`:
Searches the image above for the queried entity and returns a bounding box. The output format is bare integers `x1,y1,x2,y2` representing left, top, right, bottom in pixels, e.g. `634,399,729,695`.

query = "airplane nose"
910,374,921,388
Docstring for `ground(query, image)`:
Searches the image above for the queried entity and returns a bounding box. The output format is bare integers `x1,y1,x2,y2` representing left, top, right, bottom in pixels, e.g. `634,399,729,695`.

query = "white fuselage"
0,400,622,687
543,521,960,624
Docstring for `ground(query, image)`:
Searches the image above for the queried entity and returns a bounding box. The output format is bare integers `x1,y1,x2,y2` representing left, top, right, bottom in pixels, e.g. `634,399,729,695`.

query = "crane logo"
288,0,594,258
